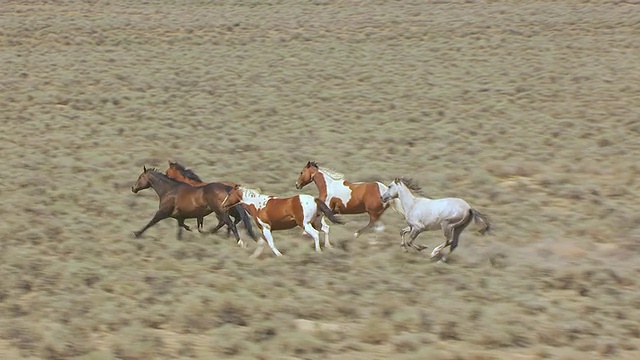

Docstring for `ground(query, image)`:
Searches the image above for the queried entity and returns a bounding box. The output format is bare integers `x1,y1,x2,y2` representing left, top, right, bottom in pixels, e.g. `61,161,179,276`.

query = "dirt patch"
1,0,639,358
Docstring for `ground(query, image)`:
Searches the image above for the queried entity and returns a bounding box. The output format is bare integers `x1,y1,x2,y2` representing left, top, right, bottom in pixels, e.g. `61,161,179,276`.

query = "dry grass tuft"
1,1,639,358
110,324,164,360
358,318,393,345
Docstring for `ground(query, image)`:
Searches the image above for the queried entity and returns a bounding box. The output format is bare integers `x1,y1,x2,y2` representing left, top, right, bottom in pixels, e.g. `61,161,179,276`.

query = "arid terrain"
1,1,640,359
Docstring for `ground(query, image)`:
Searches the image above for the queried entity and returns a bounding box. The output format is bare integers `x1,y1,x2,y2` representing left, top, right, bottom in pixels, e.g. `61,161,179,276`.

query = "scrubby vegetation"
1,0,639,358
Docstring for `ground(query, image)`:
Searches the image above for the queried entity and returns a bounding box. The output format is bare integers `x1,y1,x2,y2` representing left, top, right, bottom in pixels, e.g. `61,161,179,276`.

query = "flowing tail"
471,208,492,235
234,204,259,242
314,198,344,224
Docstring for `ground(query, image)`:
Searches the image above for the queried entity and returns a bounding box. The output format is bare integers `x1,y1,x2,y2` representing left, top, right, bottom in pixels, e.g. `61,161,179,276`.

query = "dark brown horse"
164,161,243,237
131,167,257,246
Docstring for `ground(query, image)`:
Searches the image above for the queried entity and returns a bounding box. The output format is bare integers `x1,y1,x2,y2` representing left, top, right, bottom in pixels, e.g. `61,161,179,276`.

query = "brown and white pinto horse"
295,161,404,238
238,187,343,258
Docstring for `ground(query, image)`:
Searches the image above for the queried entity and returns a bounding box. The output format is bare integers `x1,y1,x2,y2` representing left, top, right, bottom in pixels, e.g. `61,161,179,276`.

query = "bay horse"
131,167,257,247
295,161,404,238
164,161,243,237
238,187,343,258
380,178,492,262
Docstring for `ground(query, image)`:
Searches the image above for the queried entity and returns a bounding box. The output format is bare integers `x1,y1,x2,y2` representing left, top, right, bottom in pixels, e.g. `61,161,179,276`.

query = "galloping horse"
131,167,257,247
381,178,491,262
238,187,343,258
295,161,403,238
165,161,244,237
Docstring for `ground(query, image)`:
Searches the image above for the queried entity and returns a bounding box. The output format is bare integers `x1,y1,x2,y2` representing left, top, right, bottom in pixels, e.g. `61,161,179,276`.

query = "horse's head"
381,178,402,202
295,161,319,189
165,161,184,182
132,166,152,193
165,160,206,186
226,184,244,208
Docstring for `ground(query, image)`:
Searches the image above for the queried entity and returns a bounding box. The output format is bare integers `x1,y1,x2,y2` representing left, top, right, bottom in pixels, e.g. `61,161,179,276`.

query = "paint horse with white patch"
238,187,343,258
295,161,403,238
381,178,492,262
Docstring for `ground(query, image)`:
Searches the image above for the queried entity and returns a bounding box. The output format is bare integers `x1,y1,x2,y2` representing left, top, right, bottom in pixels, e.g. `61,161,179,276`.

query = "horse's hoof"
353,232,360,238
133,232,142,238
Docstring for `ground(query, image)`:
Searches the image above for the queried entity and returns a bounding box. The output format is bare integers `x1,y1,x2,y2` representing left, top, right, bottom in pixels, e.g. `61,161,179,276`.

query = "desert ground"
1,0,640,359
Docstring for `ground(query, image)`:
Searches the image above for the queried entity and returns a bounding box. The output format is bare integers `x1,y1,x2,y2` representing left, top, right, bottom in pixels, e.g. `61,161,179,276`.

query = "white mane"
319,167,345,180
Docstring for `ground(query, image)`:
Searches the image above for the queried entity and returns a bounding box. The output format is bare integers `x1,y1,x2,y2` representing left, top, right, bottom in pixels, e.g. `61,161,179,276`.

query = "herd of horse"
131,161,492,261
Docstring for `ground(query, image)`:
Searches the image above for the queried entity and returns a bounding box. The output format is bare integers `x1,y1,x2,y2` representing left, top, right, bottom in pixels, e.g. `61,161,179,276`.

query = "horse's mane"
171,162,204,182
398,177,423,194
309,162,345,180
147,168,180,183
239,186,264,197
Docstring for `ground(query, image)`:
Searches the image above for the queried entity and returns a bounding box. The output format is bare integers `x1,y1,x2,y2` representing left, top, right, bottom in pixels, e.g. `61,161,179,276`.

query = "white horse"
380,178,491,262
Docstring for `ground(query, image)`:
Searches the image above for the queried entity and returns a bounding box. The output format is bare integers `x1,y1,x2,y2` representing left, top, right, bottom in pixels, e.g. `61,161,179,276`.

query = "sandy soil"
1,1,639,359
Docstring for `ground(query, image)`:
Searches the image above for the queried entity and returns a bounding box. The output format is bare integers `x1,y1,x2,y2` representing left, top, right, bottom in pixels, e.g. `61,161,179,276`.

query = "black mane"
171,162,204,182
398,177,423,194
147,168,181,183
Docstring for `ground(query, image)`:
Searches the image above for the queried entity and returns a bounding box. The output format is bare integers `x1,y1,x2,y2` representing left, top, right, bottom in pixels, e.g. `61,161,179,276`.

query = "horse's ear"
306,161,311,167
143,166,147,171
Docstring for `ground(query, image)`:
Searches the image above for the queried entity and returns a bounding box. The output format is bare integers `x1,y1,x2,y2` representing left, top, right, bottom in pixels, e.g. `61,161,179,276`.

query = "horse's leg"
354,212,381,238
176,218,192,240
261,226,283,256
250,238,267,259
201,213,225,234
134,209,171,238
431,221,453,258
303,222,322,253
228,215,242,238
319,216,332,249
311,215,331,248
223,207,242,238
407,227,427,251
400,226,411,251
228,212,242,238
441,216,472,262
225,216,233,238
221,212,246,248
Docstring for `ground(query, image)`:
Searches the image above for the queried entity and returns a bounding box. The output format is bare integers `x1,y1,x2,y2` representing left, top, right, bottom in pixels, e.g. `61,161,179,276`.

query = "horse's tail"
235,203,259,242
470,208,492,235
314,198,344,224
